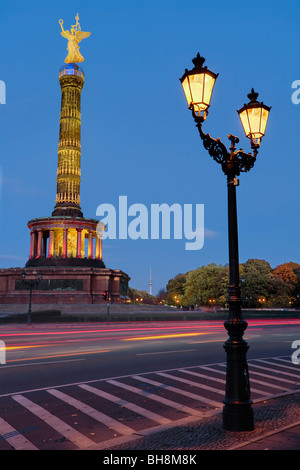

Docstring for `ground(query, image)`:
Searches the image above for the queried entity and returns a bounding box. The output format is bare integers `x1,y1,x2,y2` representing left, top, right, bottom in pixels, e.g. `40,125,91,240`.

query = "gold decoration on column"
59,14,91,64
52,61,84,217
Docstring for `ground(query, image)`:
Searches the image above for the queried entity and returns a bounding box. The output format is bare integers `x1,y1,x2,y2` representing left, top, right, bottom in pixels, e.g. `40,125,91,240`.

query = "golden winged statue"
59,13,91,63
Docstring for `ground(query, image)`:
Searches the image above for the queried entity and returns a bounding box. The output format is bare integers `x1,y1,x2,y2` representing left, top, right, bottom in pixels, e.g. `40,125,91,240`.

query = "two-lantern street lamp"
180,53,271,432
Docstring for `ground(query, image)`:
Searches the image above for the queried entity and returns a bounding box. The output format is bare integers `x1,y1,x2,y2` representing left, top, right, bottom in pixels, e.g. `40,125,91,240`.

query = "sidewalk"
107,392,300,451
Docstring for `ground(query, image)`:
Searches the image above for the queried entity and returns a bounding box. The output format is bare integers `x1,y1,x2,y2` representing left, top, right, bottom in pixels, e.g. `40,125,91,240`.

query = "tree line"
164,259,300,308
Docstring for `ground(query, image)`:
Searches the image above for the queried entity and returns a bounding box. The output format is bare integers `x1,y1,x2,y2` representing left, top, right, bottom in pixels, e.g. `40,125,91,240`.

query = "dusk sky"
0,0,299,295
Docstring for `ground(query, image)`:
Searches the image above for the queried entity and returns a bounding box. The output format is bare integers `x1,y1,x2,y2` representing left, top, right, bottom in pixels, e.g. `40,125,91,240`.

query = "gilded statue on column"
59,13,91,63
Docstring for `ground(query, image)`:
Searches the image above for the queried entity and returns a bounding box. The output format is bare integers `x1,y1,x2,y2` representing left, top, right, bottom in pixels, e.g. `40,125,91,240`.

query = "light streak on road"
123,332,208,341
0,318,299,338
6,349,112,363
1,318,300,366
0,324,222,338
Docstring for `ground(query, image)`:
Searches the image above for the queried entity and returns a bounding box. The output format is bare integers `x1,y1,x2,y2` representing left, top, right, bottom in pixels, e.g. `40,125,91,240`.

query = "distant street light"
180,53,271,432
21,271,42,324
241,276,252,308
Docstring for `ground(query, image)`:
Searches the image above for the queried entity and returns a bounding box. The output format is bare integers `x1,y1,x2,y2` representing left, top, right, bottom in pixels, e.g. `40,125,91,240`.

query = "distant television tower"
149,268,152,296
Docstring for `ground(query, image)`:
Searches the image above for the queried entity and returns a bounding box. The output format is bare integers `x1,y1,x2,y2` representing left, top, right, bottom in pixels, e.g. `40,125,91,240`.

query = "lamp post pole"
27,283,33,325
180,53,270,431
21,271,42,325
195,129,258,431
223,137,253,431
107,279,110,321
199,128,256,432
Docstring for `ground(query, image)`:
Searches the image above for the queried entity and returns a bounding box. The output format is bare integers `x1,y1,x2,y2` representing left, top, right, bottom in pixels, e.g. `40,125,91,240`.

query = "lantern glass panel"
181,76,193,108
203,73,216,108
188,73,205,110
239,109,251,137
248,107,262,139
260,107,270,136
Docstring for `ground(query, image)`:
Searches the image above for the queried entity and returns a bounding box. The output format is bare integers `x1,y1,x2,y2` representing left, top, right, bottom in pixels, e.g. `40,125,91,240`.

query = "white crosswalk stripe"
106,378,209,417
181,367,289,393
79,383,171,425
157,371,226,395
0,416,38,450
47,388,135,436
254,359,300,377
12,394,95,449
202,364,291,392
247,366,298,385
247,362,300,381
132,374,221,407
181,368,269,396
275,358,297,365
0,355,298,450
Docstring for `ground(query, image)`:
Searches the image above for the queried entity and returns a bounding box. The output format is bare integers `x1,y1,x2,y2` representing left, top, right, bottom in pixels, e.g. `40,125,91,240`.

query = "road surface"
0,318,299,449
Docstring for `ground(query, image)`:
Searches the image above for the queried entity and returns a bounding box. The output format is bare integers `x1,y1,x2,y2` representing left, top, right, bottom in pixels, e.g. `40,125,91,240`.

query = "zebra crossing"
0,355,299,450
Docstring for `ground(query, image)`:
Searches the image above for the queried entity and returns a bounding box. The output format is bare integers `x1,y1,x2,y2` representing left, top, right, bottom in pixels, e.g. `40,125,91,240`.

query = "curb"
104,392,300,451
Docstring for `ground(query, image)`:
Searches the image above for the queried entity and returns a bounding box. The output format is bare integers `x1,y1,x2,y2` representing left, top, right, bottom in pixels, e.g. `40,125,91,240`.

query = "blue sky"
0,0,299,295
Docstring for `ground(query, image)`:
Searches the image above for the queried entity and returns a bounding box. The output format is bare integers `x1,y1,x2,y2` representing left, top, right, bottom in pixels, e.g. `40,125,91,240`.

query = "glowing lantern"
238,89,271,145
180,53,218,120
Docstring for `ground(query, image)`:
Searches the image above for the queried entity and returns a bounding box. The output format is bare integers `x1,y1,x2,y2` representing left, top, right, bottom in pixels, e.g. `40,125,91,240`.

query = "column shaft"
37,231,42,258
48,230,53,258
77,229,82,258
63,229,68,258
29,232,35,259
88,231,94,259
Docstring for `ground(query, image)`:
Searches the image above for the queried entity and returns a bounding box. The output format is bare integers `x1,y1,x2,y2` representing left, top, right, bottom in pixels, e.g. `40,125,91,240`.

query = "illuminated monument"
26,15,104,268
0,15,130,304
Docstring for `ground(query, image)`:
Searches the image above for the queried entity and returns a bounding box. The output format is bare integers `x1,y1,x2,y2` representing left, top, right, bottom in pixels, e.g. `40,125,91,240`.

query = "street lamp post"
21,271,42,324
180,53,271,431
241,276,252,309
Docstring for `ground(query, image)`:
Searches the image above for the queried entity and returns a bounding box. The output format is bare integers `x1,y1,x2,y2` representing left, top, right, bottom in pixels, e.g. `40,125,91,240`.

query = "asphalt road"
0,318,299,395
0,318,299,450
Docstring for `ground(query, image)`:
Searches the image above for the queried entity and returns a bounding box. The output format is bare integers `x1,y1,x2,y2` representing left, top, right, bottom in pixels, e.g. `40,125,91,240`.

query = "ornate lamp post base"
223,402,254,432
223,318,254,431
